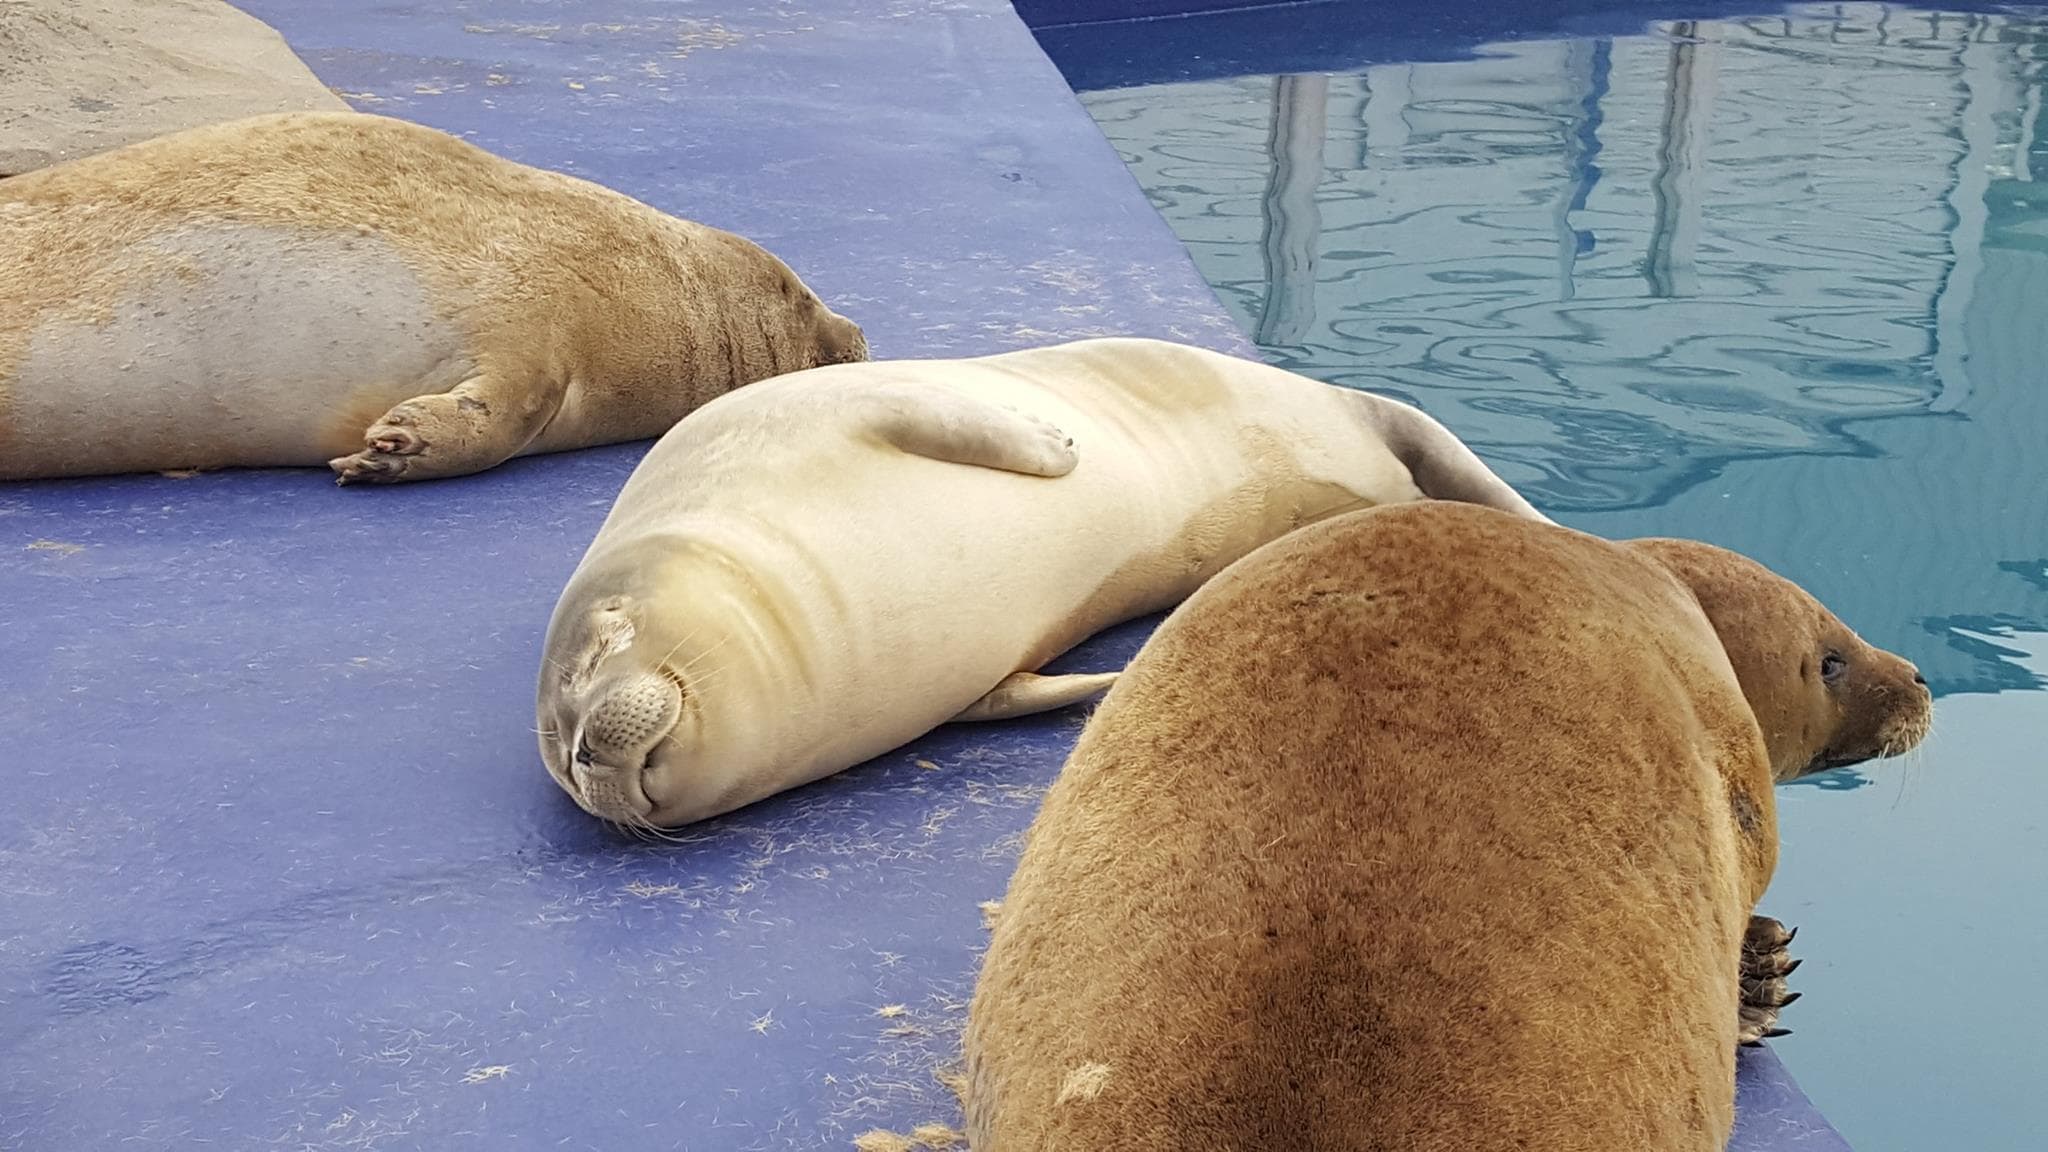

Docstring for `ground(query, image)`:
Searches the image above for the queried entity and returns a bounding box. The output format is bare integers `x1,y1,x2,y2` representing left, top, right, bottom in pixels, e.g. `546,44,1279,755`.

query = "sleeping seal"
535,336,1549,829
0,110,867,484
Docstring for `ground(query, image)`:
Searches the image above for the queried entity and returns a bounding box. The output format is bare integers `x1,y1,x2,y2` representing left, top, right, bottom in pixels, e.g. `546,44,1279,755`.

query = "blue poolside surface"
1033,2,2048,1149
0,0,1995,1149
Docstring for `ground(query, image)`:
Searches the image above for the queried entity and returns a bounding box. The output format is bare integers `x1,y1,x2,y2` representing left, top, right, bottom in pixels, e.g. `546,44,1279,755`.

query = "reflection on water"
1077,2,2048,700
1083,6,1990,497
1069,5,2046,1150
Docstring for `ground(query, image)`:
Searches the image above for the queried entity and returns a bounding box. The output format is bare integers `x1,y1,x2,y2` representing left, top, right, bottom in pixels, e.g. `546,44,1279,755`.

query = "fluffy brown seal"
963,501,1932,1152
0,110,867,484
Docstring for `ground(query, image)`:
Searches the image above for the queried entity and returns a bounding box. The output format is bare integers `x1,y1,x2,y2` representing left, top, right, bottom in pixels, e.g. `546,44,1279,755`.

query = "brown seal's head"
776,266,866,369
803,291,868,367
711,230,869,372
1626,537,1933,781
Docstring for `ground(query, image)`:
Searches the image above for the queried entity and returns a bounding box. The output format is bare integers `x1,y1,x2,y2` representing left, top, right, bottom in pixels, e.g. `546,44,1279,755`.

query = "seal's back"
964,501,1771,1152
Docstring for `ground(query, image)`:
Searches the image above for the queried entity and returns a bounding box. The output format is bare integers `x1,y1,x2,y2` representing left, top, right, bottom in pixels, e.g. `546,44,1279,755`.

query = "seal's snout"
1877,656,1935,756
562,671,683,821
582,672,683,765
1806,645,1934,775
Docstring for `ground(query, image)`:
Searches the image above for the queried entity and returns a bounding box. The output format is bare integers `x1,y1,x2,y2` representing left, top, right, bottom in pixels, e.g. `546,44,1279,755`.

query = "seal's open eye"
1820,651,1848,685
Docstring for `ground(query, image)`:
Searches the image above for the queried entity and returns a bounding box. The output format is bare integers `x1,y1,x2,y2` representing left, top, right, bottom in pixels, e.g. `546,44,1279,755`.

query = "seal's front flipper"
331,370,563,485
863,384,1078,478
1737,913,1802,1047
951,671,1119,722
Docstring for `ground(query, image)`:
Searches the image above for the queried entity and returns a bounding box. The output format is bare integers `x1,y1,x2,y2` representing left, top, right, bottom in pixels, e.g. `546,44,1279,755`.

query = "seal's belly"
0,224,472,478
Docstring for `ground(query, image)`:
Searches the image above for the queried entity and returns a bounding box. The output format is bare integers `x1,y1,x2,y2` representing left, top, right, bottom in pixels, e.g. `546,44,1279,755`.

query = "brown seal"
0,0,349,177
0,110,867,484
963,501,1931,1151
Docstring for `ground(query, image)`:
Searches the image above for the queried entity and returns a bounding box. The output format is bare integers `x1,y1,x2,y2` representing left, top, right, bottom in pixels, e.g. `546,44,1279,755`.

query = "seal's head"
1627,538,1933,781
803,293,868,368
715,231,868,372
536,593,686,828
537,535,791,830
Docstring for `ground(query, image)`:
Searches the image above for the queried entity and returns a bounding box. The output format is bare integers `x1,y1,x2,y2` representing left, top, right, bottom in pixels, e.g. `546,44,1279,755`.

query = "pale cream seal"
535,337,1550,829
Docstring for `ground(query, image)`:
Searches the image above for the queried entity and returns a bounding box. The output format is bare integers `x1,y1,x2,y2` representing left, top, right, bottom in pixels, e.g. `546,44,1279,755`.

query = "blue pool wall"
1020,0,2025,90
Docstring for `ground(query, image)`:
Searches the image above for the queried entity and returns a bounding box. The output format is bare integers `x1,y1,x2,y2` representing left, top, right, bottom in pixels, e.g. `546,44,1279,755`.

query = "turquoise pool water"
1069,4,2046,1148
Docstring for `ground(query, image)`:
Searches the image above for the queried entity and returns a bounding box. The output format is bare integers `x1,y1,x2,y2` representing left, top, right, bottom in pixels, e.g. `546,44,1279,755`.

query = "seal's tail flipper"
950,671,1118,723
1355,391,1553,524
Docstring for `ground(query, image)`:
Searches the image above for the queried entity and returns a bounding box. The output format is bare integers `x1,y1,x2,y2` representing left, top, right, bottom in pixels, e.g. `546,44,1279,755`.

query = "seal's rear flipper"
951,671,1118,722
861,383,1079,478
1350,390,1553,524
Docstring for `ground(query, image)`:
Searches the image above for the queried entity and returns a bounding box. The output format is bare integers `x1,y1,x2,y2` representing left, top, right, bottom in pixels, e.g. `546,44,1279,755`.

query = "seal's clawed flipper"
863,384,1079,478
331,371,562,485
1737,914,1802,1046
951,671,1118,722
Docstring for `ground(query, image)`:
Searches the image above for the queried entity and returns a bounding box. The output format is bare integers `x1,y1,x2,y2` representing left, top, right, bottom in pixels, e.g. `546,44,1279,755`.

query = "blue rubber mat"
0,2,1847,1148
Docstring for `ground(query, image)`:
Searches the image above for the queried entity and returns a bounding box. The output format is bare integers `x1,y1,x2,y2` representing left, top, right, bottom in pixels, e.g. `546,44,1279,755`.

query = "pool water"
1050,3,2047,1149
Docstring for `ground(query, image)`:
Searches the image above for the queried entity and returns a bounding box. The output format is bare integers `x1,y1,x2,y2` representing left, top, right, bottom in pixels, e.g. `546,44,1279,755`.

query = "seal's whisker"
669,635,734,684
679,632,731,666
682,661,731,687
675,664,731,705
644,822,693,846
645,631,732,705
652,629,704,673
623,810,689,845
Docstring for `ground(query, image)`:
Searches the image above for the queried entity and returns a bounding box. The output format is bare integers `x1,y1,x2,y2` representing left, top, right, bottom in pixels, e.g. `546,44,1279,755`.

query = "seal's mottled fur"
965,502,1930,1152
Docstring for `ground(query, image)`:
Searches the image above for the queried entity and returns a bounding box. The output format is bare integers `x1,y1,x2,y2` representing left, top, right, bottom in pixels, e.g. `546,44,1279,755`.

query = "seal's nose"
581,673,683,767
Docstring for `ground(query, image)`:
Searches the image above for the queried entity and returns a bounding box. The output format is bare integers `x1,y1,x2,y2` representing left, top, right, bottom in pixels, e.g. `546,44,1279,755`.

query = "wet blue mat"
0,2,1845,1147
